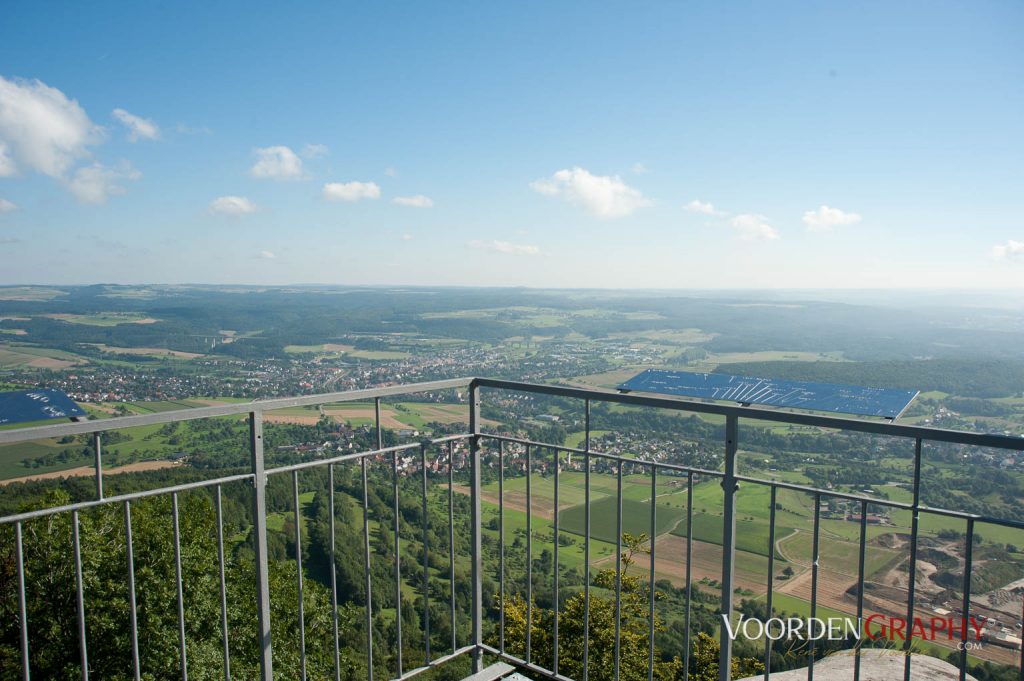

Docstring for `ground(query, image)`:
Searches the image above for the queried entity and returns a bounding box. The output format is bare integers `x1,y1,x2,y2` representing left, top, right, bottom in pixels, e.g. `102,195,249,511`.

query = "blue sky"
0,1,1021,288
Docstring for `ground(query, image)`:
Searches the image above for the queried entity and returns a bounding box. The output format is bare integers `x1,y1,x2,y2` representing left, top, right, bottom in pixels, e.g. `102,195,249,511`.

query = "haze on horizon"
0,2,1021,289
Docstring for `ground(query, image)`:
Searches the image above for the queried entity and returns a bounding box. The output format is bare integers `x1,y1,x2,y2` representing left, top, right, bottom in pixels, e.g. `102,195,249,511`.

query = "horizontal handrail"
0,377,473,445
473,377,1024,450
0,472,254,525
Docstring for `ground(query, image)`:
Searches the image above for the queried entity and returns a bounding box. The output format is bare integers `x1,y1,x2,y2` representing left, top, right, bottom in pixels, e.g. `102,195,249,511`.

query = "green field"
0,344,89,368
559,497,688,544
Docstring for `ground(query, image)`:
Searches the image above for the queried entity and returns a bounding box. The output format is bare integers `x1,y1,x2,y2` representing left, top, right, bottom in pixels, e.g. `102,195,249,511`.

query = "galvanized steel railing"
1,377,1023,681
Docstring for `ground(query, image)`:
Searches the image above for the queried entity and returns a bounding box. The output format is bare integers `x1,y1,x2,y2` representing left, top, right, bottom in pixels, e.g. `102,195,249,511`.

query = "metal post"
292,471,307,681
809,494,820,681
854,499,867,681
361,456,375,681
684,472,693,681
960,519,974,681
73,510,88,681
904,438,923,681
526,444,533,664
93,433,103,500
495,438,503,655
124,502,141,681
249,411,274,680
328,466,340,681
648,466,657,681
172,492,188,681
421,443,431,664
718,415,739,681
763,486,776,681
15,521,29,681
583,398,591,680
553,447,560,676
469,382,483,673
392,449,403,678
215,487,231,681
614,459,623,681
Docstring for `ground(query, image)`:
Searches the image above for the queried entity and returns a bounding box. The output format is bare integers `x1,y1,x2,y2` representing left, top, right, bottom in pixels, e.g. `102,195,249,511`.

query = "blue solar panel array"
0,388,87,426
618,369,918,419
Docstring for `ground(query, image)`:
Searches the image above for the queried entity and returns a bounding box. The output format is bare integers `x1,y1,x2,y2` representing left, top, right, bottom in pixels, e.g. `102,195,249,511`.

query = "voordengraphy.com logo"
722,614,987,643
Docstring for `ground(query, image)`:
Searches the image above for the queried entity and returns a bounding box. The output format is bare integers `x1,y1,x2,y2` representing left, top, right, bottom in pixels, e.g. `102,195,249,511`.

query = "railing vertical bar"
449,441,458,655
854,498,867,681
763,485,776,681
960,518,974,681
469,382,483,673
172,492,188,680
15,521,30,681
553,447,560,676
93,433,103,500
393,448,404,678
648,465,657,681
292,471,307,681
614,458,623,681
684,471,693,681
421,443,431,664
718,415,739,681
215,487,231,681
328,465,341,681
1019,589,1023,681
361,455,375,681
249,411,273,680
73,510,88,681
375,397,382,449
808,493,821,681
904,438,923,681
526,443,533,665
583,398,591,681
498,440,505,655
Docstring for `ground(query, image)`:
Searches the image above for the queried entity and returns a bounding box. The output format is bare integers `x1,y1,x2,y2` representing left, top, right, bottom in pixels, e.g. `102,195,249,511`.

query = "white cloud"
729,214,780,241
112,108,159,141
302,143,328,159
258,250,276,259
991,240,1024,260
249,146,304,180
631,162,649,174
0,75,102,178
209,195,257,215
392,194,433,208
0,142,15,177
685,199,721,215
530,167,650,219
322,181,381,202
802,205,862,231
384,167,398,178
401,233,414,241
0,198,15,213
66,161,141,204
467,239,541,256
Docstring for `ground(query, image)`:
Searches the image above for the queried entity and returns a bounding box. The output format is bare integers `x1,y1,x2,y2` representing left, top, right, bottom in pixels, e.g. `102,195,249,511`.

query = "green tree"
493,533,762,680
0,490,358,680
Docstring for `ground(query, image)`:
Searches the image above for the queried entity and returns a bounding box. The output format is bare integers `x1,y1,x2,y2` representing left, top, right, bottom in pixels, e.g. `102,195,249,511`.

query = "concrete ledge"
737,651,977,680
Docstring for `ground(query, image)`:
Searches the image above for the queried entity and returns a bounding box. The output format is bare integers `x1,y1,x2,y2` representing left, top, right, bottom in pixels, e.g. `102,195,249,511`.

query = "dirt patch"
0,459,181,486
452,483,571,521
27,356,79,369
591,534,778,597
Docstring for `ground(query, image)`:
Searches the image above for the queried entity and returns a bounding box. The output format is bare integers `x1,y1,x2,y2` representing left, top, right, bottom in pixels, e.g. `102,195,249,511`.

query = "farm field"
42,313,159,326
284,343,410,360
0,344,88,369
92,344,204,359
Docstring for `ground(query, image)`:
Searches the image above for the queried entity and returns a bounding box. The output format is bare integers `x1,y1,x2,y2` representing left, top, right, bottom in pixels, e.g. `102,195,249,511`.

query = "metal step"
460,662,522,681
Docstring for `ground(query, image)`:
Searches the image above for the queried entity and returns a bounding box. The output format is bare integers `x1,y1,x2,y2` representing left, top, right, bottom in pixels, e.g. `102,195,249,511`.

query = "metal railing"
1,377,1023,681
